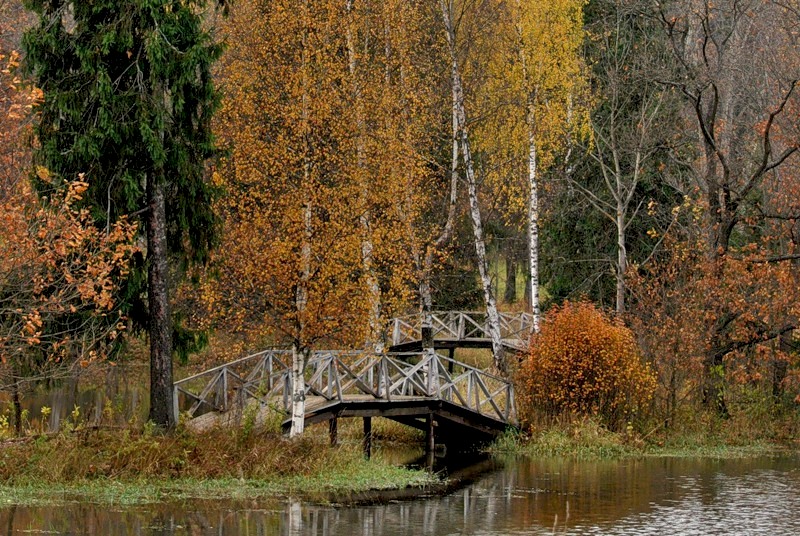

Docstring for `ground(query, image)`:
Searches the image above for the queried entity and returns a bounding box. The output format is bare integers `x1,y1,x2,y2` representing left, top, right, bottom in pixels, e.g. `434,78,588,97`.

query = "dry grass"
452,348,493,369
0,417,429,486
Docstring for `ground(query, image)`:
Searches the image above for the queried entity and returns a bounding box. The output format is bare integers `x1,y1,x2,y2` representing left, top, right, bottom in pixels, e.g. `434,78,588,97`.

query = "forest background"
2,0,800,442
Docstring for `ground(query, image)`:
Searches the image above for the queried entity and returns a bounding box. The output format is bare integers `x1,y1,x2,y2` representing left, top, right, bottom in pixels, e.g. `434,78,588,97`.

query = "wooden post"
448,348,455,374
363,417,372,459
172,385,180,425
222,368,228,411
329,418,338,447
425,414,435,470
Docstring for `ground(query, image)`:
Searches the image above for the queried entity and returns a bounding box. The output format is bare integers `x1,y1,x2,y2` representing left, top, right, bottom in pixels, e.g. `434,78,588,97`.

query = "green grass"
0,460,437,507
488,417,796,461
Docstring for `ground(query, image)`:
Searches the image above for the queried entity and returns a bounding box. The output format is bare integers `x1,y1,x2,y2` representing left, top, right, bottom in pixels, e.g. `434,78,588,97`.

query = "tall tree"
23,0,222,429
576,0,674,315
204,0,435,436
517,0,586,329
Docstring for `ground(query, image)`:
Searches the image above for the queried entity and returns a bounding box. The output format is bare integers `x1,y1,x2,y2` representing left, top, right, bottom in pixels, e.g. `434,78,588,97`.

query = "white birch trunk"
290,198,313,438
440,0,504,371
289,342,307,437
527,123,541,333
291,5,312,438
515,6,541,334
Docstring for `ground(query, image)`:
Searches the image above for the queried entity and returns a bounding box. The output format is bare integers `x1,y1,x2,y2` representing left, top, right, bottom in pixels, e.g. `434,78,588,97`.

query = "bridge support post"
362,417,372,459
329,418,338,447
425,414,435,470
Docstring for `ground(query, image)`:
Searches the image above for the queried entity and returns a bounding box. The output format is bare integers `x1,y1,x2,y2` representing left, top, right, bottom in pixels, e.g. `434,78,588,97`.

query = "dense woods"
2,0,800,434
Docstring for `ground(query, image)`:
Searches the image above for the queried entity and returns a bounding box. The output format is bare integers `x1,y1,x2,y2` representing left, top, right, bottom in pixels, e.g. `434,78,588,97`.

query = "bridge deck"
388,338,525,353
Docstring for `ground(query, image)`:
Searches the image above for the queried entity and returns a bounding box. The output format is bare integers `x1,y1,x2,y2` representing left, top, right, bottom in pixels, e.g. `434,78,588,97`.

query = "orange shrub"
517,300,655,430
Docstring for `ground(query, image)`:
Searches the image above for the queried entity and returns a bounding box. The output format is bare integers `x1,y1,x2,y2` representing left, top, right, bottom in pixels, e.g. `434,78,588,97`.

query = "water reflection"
0,456,798,534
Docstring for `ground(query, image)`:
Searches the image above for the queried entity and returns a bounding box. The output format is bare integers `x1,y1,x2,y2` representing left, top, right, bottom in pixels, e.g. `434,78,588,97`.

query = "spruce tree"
23,0,222,429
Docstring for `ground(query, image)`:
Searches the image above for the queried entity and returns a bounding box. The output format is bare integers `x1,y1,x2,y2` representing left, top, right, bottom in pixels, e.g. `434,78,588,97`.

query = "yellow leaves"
36,165,52,183
1,172,138,367
199,0,430,349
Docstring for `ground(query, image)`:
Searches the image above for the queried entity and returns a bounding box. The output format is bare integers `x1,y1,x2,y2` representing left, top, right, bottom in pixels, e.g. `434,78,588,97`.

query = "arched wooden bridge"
388,311,534,352
175,350,517,440
174,311,530,454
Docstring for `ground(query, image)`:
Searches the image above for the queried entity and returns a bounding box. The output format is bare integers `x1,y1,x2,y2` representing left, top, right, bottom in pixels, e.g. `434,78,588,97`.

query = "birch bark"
439,0,504,371
290,2,313,437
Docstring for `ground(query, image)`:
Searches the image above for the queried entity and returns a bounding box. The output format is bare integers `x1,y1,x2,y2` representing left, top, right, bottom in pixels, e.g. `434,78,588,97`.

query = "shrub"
517,300,655,430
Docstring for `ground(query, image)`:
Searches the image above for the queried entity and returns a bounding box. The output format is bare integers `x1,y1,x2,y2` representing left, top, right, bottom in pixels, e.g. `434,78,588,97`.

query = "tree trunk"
516,14,540,333
439,1,504,371
773,330,792,401
527,126,541,333
12,377,21,436
346,0,383,353
290,342,308,437
146,175,174,429
459,99,503,369
703,316,730,418
616,209,627,315
289,1,313,439
702,351,729,418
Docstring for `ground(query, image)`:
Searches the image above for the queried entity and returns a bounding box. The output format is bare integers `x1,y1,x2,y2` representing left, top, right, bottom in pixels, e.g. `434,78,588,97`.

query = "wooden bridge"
388,311,534,352
174,311,530,456
174,349,518,454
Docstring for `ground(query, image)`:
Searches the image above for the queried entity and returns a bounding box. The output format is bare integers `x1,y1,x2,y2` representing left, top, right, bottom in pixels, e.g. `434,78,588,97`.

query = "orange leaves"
0,171,138,367
517,300,655,430
188,0,435,352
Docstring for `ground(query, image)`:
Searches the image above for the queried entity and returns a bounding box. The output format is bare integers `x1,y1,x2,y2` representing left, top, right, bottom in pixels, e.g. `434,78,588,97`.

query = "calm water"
1,455,798,535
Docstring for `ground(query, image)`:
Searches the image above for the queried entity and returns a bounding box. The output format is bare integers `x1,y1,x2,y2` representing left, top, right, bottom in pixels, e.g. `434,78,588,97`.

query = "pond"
1,454,798,535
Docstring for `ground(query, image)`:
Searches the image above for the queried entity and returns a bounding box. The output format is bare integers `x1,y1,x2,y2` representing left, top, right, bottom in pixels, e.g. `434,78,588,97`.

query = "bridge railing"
173,349,295,421
390,311,534,350
174,350,517,426
304,351,518,425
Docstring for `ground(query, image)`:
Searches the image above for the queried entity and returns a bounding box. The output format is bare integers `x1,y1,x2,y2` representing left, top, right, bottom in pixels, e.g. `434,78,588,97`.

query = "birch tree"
576,1,672,315
509,0,588,328
204,0,432,435
439,0,505,371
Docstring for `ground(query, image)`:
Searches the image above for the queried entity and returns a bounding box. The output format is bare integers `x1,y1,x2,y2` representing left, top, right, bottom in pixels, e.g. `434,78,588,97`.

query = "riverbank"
0,421,439,506
1,411,797,508
489,416,799,460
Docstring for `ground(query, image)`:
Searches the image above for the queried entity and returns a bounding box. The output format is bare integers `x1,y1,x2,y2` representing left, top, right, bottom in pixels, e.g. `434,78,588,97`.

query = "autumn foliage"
0,177,138,375
517,300,655,430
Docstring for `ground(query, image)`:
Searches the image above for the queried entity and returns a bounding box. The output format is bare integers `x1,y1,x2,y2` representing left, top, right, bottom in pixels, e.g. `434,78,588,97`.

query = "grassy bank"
0,420,437,506
488,416,798,460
